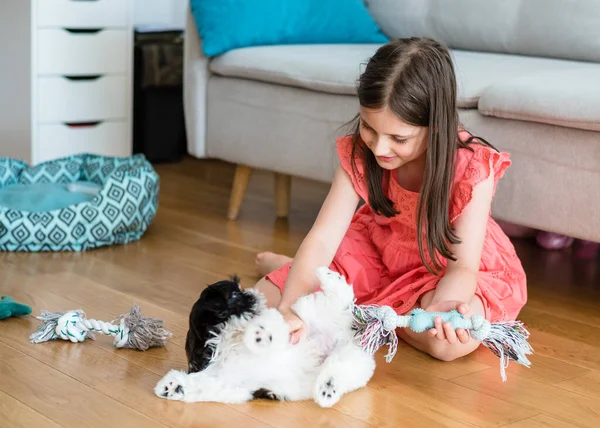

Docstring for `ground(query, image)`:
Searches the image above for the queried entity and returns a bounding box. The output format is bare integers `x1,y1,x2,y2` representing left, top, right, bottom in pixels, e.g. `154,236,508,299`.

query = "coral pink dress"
267,131,527,322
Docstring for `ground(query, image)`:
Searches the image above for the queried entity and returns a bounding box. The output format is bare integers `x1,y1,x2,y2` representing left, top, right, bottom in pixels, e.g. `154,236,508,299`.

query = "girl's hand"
277,307,307,345
424,300,471,345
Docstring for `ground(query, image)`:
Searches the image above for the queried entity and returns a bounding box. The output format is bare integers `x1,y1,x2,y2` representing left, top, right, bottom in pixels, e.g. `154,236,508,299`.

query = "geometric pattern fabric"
0,154,159,251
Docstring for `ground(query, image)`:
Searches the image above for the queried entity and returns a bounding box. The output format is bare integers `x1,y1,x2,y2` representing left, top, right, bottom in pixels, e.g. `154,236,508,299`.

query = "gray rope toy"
29,304,172,351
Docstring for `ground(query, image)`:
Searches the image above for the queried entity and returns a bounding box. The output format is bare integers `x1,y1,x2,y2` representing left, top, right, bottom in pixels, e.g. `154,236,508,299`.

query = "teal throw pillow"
190,0,389,57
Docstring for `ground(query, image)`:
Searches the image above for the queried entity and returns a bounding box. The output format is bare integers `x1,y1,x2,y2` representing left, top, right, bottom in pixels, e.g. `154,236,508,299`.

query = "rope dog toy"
29,304,172,351
352,305,533,382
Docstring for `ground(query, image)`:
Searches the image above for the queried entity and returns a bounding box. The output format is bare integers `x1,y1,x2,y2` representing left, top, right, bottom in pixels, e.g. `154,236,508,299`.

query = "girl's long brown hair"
350,38,495,274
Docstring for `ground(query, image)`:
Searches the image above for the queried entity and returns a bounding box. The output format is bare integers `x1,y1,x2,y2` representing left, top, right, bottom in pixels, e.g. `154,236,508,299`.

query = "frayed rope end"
352,304,399,362
114,304,172,351
481,320,533,382
29,309,93,344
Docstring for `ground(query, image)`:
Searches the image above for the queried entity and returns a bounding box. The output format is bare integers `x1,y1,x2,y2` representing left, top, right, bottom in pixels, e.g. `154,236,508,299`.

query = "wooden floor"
1,157,599,428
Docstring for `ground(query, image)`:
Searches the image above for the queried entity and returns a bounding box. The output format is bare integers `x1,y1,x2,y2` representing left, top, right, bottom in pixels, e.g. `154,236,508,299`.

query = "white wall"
134,0,186,29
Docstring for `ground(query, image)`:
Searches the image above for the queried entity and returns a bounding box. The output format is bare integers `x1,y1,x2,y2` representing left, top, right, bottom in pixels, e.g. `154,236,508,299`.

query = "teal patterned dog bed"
0,154,159,251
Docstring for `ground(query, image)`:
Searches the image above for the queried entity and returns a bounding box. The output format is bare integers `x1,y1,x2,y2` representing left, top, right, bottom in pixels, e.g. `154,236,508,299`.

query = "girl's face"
359,107,428,171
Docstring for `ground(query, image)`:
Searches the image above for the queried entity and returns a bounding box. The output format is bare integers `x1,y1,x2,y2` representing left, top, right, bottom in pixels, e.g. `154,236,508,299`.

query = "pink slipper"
536,232,575,250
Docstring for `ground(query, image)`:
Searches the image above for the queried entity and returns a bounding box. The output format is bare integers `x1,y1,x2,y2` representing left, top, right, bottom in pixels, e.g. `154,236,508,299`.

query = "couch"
183,0,600,243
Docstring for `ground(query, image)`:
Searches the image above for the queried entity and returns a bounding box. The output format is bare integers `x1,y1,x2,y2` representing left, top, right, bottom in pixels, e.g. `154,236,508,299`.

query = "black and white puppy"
155,267,376,407
184,275,260,374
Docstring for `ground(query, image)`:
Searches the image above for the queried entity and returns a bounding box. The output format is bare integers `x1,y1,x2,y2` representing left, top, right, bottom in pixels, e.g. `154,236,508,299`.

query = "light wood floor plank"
501,414,579,428
520,307,600,349
383,341,491,381
555,371,600,401
520,329,600,371
94,370,271,428
450,369,600,428
524,288,600,328
230,400,375,428
331,383,479,428
468,344,590,384
0,341,24,360
0,355,167,427
369,354,536,427
0,390,63,428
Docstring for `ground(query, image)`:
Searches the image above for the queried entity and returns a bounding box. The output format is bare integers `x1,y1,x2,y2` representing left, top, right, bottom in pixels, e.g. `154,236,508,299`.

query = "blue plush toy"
0,296,32,319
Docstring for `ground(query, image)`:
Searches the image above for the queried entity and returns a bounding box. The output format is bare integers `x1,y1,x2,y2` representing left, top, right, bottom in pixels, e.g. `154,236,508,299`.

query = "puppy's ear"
230,275,241,286
185,332,211,373
185,322,215,373
185,292,215,373
185,328,196,371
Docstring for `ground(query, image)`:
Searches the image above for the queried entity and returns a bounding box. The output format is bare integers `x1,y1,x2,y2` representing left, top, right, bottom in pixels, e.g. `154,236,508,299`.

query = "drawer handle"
64,28,103,34
63,75,104,81
64,121,103,128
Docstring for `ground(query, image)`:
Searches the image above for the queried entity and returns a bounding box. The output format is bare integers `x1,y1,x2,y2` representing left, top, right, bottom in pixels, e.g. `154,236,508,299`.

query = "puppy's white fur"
155,267,376,407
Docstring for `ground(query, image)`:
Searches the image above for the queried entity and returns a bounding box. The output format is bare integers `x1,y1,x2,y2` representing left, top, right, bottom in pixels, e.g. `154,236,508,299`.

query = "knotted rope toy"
352,305,533,382
29,304,172,351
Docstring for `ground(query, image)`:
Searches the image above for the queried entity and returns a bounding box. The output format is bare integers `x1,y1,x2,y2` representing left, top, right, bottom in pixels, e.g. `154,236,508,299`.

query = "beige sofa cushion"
210,44,376,96
479,68,600,131
367,0,600,63
210,45,596,108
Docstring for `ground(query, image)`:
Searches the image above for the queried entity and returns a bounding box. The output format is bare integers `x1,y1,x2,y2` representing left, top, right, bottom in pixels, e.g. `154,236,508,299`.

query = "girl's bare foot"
256,252,292,277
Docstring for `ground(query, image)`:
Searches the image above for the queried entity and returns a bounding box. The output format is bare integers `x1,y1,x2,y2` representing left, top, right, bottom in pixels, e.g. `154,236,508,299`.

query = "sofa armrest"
184,4,210,158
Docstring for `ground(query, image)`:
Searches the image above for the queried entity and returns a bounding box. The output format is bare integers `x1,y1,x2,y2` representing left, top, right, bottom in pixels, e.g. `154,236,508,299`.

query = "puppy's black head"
185,276,257,373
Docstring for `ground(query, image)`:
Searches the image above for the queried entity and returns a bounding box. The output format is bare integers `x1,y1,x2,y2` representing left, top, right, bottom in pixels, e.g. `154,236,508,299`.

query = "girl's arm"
427,168,495,312
277,165,360,312
424,169,495,344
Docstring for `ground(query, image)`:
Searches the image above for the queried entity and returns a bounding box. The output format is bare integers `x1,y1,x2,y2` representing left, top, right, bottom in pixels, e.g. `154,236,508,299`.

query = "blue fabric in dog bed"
0,182,101,212
0,154,159,252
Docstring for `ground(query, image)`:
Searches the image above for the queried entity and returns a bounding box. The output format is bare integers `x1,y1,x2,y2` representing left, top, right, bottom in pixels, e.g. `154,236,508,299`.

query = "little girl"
254,37,527,362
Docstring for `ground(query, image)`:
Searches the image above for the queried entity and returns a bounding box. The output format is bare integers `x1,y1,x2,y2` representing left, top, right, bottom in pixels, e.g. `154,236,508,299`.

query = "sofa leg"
228,165,253,220
274,172,291,218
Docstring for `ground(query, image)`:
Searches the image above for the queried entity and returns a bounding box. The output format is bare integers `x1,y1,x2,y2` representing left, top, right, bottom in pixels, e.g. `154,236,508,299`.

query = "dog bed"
0,153,159,251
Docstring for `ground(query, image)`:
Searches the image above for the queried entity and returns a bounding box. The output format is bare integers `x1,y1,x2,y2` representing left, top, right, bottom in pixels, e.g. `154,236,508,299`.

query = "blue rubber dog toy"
353,305,533,382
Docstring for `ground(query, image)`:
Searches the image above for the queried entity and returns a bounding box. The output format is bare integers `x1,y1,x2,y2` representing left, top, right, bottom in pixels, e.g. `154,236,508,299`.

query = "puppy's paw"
252,388,283,401
155,369,187,401
316,267,354,305
245,323,274,352
244,309,288,353
315,266,342,283
314,377,341,408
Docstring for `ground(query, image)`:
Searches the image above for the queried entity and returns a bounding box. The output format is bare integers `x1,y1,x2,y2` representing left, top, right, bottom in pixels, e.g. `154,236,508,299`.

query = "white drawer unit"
37,0,131,28
38,29,130,75
38,75,129,123
0,0,134,164
38,122,130,163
